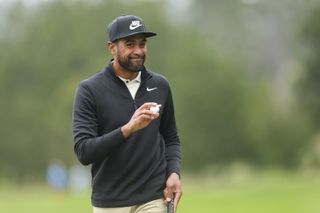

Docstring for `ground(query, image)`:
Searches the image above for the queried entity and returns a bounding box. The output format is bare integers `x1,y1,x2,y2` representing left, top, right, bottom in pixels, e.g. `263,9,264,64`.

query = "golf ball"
150,105,160,113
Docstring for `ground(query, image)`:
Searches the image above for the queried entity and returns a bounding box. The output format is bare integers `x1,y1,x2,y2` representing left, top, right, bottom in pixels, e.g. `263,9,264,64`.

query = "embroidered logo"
129,20,143,30
146,87,158,92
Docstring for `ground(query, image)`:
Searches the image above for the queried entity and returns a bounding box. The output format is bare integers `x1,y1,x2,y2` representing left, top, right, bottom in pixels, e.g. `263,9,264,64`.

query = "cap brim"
112,32,157,42
141,32,157,38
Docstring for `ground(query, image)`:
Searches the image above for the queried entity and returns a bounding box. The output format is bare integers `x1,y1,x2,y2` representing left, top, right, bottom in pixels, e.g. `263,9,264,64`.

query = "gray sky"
0,0,52,5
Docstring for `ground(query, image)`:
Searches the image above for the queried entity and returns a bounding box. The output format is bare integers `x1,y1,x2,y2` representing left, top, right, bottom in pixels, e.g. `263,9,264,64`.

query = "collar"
118,71,141,84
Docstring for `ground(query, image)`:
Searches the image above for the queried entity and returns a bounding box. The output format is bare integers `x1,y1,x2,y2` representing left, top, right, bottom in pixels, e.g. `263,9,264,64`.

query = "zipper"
117,79,137,111
133,77,148,110
133,99,137,110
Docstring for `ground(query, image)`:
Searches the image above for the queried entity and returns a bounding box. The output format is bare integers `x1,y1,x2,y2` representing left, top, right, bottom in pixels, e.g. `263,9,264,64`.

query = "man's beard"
117,53,146,73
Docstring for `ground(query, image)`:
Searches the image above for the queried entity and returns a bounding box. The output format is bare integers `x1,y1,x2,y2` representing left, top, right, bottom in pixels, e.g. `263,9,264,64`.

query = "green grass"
1,170,320,213
0,185,92,213
179,170,320,213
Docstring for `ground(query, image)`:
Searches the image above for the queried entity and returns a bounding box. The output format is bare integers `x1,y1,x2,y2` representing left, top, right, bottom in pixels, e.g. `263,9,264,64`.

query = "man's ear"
107,41,116,55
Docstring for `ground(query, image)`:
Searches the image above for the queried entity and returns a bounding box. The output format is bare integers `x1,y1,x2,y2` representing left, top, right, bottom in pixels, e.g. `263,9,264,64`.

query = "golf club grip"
167,194,174,213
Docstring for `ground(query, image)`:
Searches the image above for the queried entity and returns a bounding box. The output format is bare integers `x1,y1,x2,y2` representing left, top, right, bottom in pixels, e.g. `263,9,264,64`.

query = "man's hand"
121,102,160,138
165,173,182,213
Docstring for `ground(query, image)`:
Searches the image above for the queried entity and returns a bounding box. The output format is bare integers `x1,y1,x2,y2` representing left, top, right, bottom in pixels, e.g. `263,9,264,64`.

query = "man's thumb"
165,188,173,202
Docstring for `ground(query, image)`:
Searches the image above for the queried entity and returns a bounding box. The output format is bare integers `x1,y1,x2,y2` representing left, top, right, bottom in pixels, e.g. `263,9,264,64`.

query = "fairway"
179,171,320,213
0,171,319,213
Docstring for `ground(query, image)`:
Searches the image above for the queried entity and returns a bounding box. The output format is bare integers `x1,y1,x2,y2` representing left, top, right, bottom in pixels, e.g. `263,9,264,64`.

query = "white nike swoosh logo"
146,87,158,92
129,24,142,30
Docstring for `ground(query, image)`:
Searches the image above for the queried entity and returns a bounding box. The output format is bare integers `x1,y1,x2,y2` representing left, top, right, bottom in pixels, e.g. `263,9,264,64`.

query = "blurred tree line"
0,0,319,181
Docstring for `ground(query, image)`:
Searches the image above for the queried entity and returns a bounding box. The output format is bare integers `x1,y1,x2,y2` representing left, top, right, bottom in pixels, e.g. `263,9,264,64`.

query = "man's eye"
127,43,134,47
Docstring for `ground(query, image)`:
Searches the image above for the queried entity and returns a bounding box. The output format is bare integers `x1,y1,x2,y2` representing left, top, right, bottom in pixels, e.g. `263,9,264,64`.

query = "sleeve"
159,85,182,178
72,83,126,165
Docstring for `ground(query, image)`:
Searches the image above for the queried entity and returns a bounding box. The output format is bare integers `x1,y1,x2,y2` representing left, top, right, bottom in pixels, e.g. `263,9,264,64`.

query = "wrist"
168,172,180,179
121,123,133,139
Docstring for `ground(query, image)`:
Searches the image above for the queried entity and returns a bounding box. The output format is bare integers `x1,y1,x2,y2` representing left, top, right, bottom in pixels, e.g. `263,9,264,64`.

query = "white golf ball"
150,105,160,113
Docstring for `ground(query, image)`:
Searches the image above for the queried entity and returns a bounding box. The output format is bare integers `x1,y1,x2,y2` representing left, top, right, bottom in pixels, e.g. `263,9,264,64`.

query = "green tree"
299,5,320,127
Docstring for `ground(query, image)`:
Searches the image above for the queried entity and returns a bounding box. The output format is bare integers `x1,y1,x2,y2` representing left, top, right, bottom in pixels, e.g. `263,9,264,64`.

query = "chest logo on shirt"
146,87,158,92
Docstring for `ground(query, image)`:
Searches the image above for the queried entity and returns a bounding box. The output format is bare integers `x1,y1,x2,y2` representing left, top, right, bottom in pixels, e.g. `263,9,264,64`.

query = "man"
72,15,182,213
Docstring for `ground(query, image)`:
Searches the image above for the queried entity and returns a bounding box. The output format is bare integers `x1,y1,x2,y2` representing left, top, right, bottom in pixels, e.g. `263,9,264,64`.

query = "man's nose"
132,46,145,55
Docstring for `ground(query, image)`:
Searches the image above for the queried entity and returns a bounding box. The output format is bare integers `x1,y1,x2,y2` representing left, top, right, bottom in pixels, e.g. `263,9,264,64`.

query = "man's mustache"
128,54,145,60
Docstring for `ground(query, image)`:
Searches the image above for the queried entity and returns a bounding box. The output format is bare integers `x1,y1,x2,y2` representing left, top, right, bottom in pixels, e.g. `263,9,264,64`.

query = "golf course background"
1,1,320,212
1,169,320,213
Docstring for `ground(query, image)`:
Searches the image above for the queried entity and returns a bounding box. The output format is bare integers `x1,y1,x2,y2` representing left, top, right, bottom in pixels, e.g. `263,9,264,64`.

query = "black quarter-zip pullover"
72,62,181,207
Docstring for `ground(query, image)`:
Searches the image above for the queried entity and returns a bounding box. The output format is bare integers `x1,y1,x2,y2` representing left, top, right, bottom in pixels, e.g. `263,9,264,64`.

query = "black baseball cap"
107,15,157,42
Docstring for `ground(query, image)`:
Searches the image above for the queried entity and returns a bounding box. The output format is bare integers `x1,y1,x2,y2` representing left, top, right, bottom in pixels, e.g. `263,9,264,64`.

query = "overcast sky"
0,0,54,9
0,0,193,29
0,0,55,3
0,0,48,5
